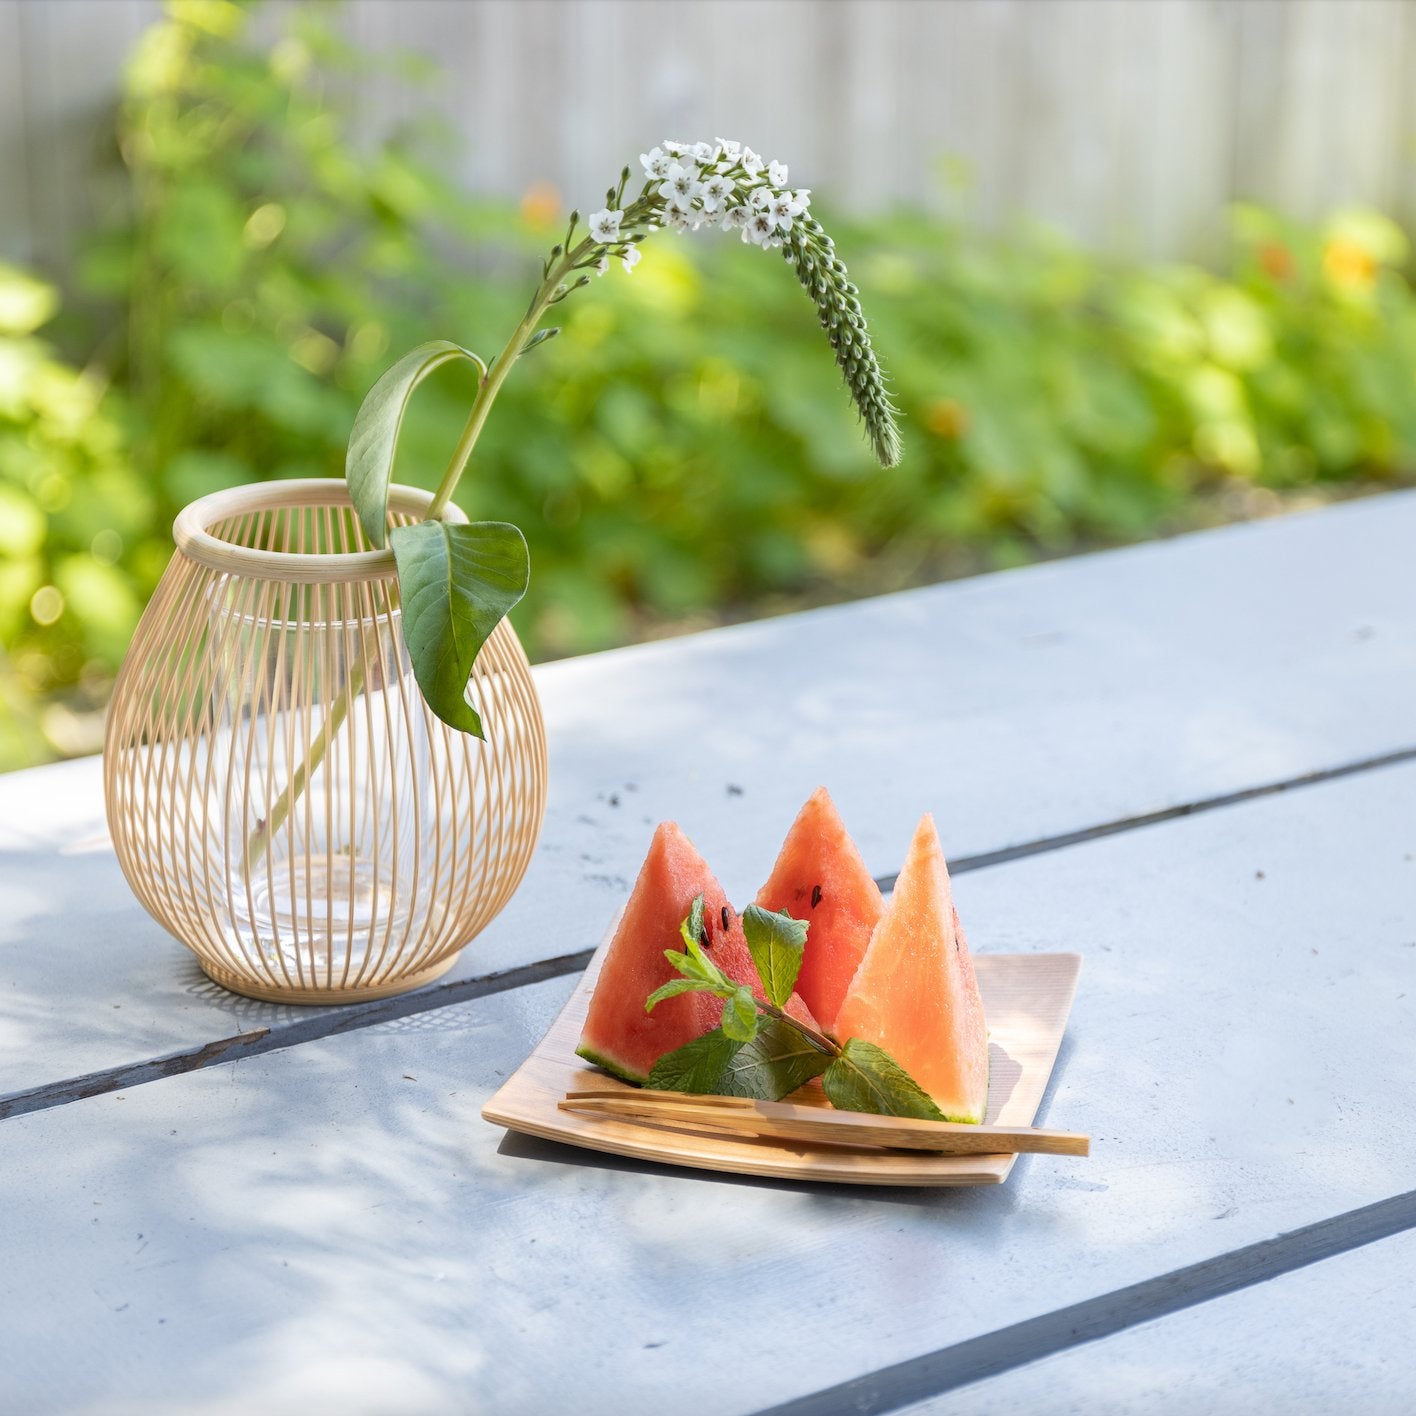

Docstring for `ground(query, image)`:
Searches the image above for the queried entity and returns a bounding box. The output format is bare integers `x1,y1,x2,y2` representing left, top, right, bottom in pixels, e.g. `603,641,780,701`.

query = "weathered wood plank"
2,492,1415,1098
911,1227,1416,1414
0,755,1412,1413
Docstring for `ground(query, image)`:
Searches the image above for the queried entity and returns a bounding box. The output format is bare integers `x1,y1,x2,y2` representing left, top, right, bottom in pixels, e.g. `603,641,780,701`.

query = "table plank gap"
748,1186,1416,1416
5,738,1414,1119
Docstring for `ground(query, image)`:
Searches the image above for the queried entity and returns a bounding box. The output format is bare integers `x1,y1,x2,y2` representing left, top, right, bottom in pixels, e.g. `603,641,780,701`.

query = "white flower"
748,185,774,210
589,208,623,243
593,254,610,277
666,206,697,233
659,162,702,211
692,141,720,164
744,209,776,246
639,147,672,180
768,159,789,186
792,188,812,212
716,138,742,161
662,139,690,156
768,190,801,231
723,205,751,231
740,147,764,178
699,174,735,211
621,245,642,273
700,205,724,228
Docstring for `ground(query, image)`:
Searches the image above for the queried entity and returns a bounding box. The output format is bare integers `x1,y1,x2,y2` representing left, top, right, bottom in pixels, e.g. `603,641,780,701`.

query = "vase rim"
173,478,468,583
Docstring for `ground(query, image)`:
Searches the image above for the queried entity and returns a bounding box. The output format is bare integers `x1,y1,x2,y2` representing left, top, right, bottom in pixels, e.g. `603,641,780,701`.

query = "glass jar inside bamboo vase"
104,479,547,1003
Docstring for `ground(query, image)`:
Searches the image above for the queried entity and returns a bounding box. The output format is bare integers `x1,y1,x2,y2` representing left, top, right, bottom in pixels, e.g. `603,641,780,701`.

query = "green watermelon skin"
577,822,818,1084
754,787,884,1033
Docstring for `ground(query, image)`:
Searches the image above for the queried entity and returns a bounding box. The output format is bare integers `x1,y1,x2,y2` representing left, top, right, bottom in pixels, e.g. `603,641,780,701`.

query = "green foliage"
6,0,1416,768
0,264,143,768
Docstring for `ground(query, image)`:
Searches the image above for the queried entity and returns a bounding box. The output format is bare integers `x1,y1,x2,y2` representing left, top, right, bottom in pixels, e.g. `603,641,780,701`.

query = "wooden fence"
3,0,1415,273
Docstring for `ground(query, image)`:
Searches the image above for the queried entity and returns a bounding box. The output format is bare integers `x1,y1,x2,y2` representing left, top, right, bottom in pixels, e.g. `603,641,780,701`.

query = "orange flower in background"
926,397,969,440
1321,235,1378,291
1257,241,1294,282
520,180,562,231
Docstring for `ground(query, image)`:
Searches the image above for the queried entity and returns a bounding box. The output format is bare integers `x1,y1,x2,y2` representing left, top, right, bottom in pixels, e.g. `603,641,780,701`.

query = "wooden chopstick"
560,1090,1089,1156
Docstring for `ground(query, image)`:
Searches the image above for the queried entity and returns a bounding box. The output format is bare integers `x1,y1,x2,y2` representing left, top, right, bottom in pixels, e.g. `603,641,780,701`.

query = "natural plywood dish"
483,923,1082,1187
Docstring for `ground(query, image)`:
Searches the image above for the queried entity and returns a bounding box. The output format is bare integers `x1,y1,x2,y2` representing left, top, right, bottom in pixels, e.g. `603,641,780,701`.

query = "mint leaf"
822,1037,946,1120
718,1016,832,1100
647,1028,743,1093
741,904,809,1008
346,340,486,548
682,894,706,952
390,520,529,737
720,985,759,1043
645,977,719,1012
666,898,735,993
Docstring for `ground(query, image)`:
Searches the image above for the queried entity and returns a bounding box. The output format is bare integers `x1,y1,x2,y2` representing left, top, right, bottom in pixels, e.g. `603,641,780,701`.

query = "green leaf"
647,1028,743,1094
717,1016,832,1100
346,340,487,548
822,1038,945,1120
682,894,707,951
741,904,809,1009
720,985,759,1044
644,976,716,1012
390,519,529,737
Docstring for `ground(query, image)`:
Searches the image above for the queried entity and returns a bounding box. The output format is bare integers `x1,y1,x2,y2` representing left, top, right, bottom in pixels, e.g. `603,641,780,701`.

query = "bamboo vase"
103,479,548,1003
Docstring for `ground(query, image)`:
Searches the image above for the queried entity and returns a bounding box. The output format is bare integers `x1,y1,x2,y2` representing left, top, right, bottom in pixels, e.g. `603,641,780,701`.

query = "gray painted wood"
0,755,1413,1414
8,0,1416,273
2,491,1415,1097
910,1228,1416,1415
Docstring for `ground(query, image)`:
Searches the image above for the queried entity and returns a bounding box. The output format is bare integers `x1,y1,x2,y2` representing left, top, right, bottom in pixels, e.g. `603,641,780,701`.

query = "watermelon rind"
573,1042,645,1086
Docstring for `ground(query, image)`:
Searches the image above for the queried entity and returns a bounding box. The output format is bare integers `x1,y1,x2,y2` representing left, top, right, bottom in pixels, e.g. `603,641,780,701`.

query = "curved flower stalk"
247,141,900,870
566,139,902,467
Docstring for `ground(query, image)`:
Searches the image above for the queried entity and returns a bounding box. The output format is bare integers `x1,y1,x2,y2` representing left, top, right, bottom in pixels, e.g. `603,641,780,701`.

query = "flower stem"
242,241,589,876
426,242,588,521
242,657,365,878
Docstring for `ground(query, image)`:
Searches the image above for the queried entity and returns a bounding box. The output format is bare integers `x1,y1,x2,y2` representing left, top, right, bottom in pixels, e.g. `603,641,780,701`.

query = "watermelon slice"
831,813,989,1123
577,822,818,1084
754,787,884,1032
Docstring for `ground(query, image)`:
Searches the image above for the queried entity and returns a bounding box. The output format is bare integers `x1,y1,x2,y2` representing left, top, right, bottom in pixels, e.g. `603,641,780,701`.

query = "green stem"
756,998,841,1058
242,656,366,878
426,240,590,521
243,238,592,875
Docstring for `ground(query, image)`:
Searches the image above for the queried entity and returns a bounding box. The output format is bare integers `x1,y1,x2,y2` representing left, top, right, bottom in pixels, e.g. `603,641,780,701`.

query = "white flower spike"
559,137,901,465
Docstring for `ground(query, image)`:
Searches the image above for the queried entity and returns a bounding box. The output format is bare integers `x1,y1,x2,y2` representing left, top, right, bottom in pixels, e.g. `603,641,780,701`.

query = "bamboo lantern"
104,479,548,1003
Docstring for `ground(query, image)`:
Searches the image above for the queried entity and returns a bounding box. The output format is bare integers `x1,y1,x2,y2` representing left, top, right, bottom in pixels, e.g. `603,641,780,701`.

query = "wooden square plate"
484,928,1082,1187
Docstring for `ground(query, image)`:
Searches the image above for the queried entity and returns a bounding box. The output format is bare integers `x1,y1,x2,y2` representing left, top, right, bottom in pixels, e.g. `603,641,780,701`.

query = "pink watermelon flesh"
577,822,819,1085
832,813,989,1123
754,787,884,1032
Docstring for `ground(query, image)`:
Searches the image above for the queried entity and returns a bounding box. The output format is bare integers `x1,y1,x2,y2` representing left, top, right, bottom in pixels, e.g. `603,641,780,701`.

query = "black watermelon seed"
811,884,822,908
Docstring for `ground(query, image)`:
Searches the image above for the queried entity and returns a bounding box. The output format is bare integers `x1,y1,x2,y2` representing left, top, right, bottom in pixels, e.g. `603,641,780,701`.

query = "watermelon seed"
721,906,731,931
811,884,822,908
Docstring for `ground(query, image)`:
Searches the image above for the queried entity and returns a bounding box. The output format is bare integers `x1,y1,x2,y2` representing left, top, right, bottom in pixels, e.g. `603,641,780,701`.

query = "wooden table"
2,492,1413,1414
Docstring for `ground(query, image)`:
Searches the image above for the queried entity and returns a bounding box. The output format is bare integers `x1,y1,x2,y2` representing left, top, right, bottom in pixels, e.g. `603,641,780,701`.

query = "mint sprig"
642,894,947,1120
